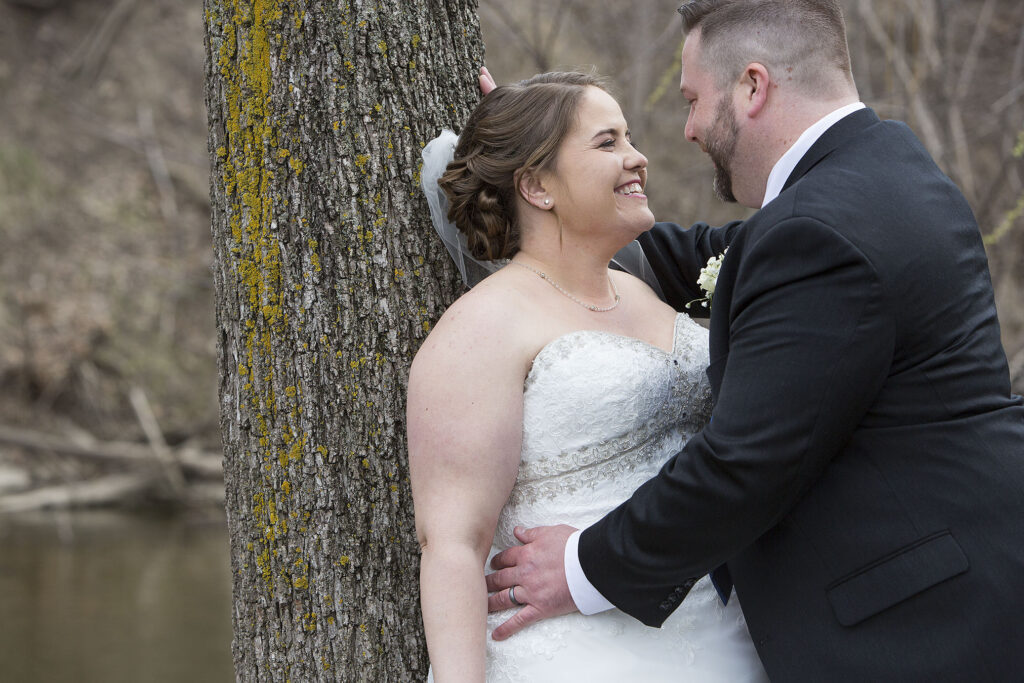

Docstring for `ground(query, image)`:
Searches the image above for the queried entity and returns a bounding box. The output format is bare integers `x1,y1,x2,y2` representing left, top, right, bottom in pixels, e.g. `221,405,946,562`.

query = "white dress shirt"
563,101,868,615
760,102,866,207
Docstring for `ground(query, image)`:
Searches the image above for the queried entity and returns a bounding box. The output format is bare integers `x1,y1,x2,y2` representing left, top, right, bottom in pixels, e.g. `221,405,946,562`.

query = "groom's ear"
738,62,770,118
516,169,553,210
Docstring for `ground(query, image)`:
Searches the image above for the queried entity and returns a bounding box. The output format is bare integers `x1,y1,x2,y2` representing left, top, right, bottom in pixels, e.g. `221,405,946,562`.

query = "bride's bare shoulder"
411,268,535,375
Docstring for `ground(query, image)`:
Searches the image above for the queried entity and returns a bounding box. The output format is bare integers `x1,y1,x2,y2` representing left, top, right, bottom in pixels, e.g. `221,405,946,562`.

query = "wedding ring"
508,586,525,606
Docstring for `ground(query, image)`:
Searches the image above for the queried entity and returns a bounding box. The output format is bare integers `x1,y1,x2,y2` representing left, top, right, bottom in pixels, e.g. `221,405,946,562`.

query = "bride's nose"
625,143,648,171
626,144,648,186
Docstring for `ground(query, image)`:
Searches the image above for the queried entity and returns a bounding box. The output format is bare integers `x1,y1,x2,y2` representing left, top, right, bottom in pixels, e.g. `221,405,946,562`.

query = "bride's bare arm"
407,295,526,683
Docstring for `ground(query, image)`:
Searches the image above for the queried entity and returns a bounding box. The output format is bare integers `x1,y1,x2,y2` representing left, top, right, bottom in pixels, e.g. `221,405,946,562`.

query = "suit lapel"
782,108,880,192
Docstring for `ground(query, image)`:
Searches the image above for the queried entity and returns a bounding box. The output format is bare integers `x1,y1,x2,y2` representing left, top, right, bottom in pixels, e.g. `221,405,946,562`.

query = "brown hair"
438,72,608,261
677,0,854,97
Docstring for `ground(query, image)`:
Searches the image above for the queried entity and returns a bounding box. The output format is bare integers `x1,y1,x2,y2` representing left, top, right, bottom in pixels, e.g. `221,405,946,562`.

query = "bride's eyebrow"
590,127,630,140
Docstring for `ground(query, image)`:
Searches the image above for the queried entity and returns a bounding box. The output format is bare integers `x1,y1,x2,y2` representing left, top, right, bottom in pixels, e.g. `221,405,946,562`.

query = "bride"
407,72,767,682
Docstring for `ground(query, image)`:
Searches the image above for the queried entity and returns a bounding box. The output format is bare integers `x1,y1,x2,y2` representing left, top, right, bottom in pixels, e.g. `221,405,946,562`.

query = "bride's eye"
599,138,616,149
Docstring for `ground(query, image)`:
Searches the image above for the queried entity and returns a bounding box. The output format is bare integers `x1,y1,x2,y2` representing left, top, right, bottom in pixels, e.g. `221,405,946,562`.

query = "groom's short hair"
677,0,855,98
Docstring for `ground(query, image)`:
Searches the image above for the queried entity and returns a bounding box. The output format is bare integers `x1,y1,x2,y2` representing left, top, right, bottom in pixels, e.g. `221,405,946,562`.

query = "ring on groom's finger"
508,586,525,606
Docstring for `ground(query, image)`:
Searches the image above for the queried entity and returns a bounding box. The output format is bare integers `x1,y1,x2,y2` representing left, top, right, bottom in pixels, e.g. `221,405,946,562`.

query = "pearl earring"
543,198,551,205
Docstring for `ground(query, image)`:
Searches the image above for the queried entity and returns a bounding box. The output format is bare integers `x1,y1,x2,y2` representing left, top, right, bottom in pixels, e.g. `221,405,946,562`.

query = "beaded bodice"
492,312,713,551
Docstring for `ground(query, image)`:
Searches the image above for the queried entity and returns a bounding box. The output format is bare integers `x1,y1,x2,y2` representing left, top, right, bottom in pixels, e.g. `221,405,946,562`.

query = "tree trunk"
203,1,483,679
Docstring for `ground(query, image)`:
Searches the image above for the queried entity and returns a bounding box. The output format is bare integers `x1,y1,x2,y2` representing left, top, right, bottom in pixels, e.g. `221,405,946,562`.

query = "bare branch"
129,386,186,496
948,104,976,202
954,0,998,101
137,106,180,226
60,0,140,84
0,424,222,479
0,474,155,513
857,0,945,159
479,1,550,71
541,0,573,61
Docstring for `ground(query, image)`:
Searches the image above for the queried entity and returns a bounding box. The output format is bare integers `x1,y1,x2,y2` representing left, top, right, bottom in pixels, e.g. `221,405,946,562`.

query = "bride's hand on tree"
485,524,579,640
479,66,497,95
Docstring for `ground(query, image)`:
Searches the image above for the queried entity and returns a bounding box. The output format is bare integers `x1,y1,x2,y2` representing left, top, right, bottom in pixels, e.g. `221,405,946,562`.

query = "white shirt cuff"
564,529,615,615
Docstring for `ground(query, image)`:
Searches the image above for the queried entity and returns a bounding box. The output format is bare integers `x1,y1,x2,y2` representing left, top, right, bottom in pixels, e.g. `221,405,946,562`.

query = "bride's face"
544,87,654,241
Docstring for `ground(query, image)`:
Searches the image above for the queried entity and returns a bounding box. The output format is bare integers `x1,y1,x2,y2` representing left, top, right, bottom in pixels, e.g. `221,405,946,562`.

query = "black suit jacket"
579,108,1024,680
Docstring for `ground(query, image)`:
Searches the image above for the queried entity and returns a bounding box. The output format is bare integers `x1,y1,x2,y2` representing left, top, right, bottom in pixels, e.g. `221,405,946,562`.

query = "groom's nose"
684,109,699,145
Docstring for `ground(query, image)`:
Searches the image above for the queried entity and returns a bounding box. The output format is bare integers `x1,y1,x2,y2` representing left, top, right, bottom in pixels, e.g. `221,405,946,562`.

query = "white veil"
610,239,664,300
420,129,665,298
420,130,504,287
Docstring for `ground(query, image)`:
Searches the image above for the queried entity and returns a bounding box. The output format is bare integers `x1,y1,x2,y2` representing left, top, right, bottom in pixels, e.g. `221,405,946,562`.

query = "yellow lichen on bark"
208,0,483,676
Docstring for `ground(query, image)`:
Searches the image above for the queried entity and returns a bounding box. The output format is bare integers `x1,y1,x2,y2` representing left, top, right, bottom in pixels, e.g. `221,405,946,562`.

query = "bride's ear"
516,169,553,210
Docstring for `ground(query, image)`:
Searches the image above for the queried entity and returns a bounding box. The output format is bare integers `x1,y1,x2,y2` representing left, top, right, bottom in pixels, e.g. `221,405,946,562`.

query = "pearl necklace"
509,261,621,312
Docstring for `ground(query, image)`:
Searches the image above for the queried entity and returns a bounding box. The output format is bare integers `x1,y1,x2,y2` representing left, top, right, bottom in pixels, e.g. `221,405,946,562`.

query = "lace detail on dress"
492,314,712,550
482,577,747,682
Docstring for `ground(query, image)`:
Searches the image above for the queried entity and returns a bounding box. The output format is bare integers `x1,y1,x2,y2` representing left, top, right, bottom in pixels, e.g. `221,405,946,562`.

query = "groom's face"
680,30,740,203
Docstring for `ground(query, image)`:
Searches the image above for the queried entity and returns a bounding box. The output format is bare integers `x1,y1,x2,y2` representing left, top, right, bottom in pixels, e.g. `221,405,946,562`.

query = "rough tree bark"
203,1,483,679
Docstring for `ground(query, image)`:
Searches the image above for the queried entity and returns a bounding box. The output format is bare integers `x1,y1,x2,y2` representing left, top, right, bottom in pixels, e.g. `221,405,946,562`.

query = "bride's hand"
484,524,578,640
479,66,497,95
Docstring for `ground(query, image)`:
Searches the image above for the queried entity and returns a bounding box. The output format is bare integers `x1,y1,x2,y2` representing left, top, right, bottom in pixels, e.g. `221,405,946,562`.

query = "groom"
483,0,1024,679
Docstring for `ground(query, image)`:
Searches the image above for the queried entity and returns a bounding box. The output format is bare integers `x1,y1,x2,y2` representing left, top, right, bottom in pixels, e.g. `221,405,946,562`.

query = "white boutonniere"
686,248,728,310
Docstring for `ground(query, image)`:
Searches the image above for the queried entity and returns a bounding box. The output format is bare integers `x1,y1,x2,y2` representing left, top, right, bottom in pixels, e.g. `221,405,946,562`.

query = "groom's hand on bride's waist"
485,524,578,640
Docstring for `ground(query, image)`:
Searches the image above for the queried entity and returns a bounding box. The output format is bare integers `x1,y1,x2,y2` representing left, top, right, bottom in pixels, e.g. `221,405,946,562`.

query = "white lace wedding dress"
447,312,768,682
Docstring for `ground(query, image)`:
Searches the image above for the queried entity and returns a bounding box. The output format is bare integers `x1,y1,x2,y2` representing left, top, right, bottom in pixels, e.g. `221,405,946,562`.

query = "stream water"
0,508,234,682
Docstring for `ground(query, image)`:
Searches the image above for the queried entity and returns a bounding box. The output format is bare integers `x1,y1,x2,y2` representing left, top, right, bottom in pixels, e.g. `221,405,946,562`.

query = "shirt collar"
761,102,866,208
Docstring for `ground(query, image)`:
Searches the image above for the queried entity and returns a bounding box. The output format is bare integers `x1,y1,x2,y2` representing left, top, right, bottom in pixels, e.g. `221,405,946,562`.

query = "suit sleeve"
639,220,744,313
579,217,895,627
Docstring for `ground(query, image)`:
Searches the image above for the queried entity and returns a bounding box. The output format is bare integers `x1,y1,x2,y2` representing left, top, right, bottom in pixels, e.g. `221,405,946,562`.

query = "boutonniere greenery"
686,248,728,310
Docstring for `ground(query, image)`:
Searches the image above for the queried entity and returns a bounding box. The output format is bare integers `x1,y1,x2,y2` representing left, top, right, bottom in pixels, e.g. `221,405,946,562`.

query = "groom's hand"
484,524,578,640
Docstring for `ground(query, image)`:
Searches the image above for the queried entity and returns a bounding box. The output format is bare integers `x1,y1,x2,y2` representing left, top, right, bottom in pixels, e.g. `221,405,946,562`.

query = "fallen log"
0,424,222,479
0,473,156,513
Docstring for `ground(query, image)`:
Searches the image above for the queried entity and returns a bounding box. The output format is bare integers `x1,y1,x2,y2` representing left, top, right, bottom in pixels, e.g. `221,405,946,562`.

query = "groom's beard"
704,96,740,203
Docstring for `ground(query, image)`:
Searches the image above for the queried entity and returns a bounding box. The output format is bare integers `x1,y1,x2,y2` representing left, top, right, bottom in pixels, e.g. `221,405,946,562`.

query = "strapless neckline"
527,313,686,385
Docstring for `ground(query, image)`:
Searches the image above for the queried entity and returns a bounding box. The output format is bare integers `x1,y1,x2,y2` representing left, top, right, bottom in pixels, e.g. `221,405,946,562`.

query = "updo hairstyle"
438,72,608,261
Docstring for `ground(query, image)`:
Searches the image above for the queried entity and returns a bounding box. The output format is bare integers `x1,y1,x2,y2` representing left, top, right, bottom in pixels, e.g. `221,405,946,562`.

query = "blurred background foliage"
1,0,214,455
0,0,1021,484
